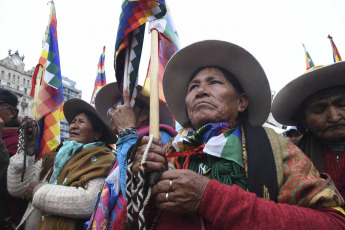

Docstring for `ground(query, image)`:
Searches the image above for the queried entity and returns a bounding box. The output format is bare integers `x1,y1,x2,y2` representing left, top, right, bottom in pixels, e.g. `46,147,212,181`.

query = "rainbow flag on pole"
142,5,180,102
302,43,315,70
31,2,64,158
90,46,107,106
328,34,342,62
114,0,167,105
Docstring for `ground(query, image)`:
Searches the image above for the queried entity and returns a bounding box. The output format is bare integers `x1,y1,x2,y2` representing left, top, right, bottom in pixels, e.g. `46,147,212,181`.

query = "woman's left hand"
152,169,211,214
26,182,42,202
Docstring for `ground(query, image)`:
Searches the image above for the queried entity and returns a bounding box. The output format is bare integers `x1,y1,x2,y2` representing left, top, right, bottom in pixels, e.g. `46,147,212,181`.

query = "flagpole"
149,29,160,139
32,66,43,119
32,2,54,119
124,45,130,95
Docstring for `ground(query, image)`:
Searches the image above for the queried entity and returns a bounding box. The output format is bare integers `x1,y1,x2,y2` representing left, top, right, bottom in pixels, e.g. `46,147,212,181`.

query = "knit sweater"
7,146,110,229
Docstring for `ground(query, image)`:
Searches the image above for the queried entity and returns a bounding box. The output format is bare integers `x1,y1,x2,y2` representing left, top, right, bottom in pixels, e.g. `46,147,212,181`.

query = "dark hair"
75,111,106,142
184,66,248,127
292,85,345,134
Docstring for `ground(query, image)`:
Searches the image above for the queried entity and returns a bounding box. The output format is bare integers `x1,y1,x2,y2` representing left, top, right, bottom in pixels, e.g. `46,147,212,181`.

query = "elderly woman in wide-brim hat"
88,82,177,229
113,40,345,229
7,98,116,230
272,61,345,199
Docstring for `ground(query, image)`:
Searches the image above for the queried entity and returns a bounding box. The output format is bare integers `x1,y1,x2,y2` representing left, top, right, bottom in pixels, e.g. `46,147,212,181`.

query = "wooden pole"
149,29,160,139
31,66,43,119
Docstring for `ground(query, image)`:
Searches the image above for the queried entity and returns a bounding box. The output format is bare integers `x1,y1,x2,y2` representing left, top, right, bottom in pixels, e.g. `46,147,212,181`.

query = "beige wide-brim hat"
95,82,175,128
272,61,345,126
63,98,117,144
163,40,271,127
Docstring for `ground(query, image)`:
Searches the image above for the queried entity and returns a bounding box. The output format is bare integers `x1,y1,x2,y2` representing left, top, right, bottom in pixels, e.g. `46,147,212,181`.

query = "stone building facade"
0,50,34,118
60,76,82,141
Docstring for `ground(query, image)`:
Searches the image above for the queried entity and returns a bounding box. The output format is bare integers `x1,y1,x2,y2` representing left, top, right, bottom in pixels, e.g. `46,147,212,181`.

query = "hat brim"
95,82,175,128
63,98,117,144
163,40,271,127
272,61,345,126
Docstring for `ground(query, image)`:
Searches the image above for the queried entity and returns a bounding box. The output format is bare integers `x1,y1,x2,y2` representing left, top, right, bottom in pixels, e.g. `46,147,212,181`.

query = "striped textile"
328,34,342,62
90,46,107,106
302,43,315,70
142,4,180,103
114,0,167,105
31,3,64,158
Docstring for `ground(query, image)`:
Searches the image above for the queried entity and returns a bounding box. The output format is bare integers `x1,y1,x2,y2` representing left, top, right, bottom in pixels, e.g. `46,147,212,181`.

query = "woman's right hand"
109,90,136,134
132,136,166,175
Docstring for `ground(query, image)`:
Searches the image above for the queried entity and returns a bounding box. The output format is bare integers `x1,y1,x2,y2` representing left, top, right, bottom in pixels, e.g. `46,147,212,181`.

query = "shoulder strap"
244,123,278,202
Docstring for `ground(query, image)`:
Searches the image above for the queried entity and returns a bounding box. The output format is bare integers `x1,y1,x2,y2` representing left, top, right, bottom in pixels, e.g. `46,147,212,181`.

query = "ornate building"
60,76,82,141
0,50,83,142
0,50,34,118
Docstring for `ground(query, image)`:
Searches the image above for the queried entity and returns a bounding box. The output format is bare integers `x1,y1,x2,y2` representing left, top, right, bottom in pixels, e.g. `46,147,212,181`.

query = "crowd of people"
0,39,344,230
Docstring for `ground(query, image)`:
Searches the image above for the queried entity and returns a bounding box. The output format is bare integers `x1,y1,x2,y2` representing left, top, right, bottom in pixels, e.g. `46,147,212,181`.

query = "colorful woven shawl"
168,122,247,190
49,141,106,184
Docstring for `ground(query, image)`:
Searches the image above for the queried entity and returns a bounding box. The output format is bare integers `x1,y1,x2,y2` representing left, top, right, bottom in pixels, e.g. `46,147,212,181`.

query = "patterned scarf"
49,140,106,184
168,122,247,190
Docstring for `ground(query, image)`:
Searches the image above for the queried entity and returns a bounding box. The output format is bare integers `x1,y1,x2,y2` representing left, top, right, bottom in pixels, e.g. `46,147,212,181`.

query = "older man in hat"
0,88,25,229
272,62,345,199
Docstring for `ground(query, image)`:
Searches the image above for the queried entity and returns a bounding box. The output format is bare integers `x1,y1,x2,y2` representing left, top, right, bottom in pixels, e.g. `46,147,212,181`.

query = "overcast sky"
1,0,345,102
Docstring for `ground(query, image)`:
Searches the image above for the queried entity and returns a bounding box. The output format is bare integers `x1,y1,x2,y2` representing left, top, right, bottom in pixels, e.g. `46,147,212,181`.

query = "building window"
17,76,19,82
23,79,25,84
24,88,27,93
27,80,30,85
7,82,10,87
12,75,15,81
17,86,19,90
8,73,10,79
1,71,4,78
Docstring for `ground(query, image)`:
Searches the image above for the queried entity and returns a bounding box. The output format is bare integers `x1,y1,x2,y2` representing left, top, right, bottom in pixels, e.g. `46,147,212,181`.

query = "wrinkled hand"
23,117,38,155
132,136,166,175
110,89,136,134
26,182,42,202
152,169,211,214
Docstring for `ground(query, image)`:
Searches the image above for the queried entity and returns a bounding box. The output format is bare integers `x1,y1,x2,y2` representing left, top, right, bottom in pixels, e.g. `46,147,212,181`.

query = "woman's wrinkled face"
69,113,101,144
185,67,248,129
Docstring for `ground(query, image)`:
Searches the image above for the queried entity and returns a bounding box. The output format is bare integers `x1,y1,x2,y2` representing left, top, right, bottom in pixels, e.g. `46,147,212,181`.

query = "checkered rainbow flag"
114,0,167,105
302,43,315,70
90,46,107,106
31,2,64,158
142,4,180,103
328,34,342,62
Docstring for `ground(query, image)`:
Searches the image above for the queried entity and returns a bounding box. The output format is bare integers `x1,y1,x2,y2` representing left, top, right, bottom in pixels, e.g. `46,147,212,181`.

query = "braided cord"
137,134,154,230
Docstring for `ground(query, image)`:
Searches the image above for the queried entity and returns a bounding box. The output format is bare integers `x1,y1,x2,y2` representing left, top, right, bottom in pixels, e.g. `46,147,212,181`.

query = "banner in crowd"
90,46,107,106
30,2,64,158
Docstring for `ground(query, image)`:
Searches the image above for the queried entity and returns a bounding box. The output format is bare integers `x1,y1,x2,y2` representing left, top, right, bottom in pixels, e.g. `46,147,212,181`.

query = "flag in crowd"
30,2,64,158
302,43,315,70
328,34,342,62
142,4,180,102
90,46,107,106
114,0,167,106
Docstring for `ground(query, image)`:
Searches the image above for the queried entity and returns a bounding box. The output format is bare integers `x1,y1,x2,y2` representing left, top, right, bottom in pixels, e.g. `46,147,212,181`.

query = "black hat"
0,88,18,107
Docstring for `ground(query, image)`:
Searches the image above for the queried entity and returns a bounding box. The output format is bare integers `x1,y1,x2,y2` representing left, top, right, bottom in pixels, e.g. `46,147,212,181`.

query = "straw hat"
163,40,271,127
272,61,345,126
63,98,117,144
95,82,175,128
